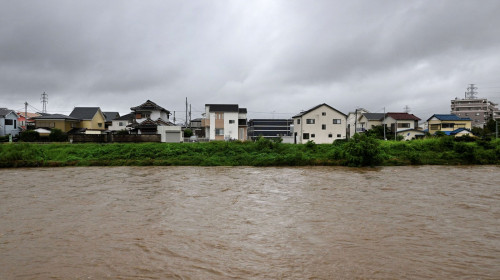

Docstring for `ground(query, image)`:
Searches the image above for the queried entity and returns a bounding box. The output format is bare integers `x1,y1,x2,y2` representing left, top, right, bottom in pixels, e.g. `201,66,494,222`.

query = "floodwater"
0,166,499,279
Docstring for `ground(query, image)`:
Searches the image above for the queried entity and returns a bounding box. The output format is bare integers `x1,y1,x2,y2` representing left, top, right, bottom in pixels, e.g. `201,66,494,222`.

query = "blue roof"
443,128,473,136
428,114,471,121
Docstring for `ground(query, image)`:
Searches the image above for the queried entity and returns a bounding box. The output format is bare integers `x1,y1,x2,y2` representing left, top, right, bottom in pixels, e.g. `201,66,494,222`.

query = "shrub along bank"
1,136,499,168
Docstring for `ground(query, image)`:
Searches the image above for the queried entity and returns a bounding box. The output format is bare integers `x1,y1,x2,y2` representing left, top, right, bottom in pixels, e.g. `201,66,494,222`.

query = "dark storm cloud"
1,0,499,119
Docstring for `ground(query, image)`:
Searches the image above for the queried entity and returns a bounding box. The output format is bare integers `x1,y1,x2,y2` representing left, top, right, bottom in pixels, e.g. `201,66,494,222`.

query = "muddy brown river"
0,166,499,279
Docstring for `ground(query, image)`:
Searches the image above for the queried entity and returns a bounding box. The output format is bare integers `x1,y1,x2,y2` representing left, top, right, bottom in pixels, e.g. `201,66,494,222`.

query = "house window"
14,120,16,129
322,112,326,116
397,123,410,128
144,113,151,118
430,124,440,130
303,133,309,139
5,119,13,125
442,123,454,129
311,134,315,138
333,119,341,124
328,134,333,138
215,128,224,135
306,119,315,124
296,119,301,124
229,120,235,124
119,122,124,126
98,123,103,128
337,134,341,138
322,124,326,130
136,113,142,119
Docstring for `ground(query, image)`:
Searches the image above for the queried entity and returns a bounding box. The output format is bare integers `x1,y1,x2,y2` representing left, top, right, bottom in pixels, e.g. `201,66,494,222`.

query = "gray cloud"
1,0,499,120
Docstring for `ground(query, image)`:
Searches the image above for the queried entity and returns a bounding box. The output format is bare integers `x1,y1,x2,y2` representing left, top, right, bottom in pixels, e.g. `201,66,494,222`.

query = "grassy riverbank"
1,137,499,168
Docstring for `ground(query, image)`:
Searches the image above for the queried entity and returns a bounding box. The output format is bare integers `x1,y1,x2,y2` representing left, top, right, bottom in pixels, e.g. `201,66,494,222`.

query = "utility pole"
496,119,498,139
185,97,188,127
383,107,386,140
404,105,410,113
24,102,28,129
41,92,48,113
354,108,358,135
173,111,176,124
189,104,192,129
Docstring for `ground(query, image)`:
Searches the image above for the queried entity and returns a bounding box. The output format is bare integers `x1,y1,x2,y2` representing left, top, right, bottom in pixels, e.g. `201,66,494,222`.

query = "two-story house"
427,114,472,136
69,107,107,134
358,113,385,132
0,108,21,137
32,113,80,133
202,104,247,141
292,103,347,144
129,100,173,134
384,112,421,132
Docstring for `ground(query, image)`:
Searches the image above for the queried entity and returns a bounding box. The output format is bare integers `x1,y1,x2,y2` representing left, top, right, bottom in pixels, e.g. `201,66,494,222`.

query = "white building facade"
203,104,247,141
292,103,347,144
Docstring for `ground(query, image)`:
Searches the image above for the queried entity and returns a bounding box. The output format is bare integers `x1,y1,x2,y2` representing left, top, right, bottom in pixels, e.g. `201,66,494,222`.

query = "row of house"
0,97,494,143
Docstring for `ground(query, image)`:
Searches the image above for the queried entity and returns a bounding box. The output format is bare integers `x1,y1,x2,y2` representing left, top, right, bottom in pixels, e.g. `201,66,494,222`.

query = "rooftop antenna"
465,84,478,99
41,92,48,113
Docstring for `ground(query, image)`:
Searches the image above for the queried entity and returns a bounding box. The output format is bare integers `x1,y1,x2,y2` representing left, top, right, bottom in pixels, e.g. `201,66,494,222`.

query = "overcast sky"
1,0,500,123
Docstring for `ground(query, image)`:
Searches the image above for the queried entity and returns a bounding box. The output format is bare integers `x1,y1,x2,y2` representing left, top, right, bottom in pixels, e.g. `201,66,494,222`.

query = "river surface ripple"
1,166,499,279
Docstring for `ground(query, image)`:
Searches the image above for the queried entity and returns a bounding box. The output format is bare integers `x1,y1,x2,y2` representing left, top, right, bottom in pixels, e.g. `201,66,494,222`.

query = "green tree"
183,128,193,138
20,130,40,142
344,133,382,167
49,129,68,142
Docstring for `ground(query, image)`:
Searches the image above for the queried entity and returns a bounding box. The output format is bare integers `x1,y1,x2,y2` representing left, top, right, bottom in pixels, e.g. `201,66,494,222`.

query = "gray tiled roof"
0,108,15,117
103,112,120,122
131,100,169,113
33,114,79,120
362,113,385,121
70,107,101,120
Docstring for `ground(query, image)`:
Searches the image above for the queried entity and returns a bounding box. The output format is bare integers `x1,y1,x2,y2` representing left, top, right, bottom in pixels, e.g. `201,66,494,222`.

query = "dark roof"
33,114,79,121
292,103,347,118
156,118,174,126
386,112,421,121
103,112,120,122
131,100,169,114
206,104,239,112
444,128,474,136
362,113,385,121
427,114,472,121
239,108,247,113
191,118,202,122
115,113,135,121
0,108,15,117
69,107,102,120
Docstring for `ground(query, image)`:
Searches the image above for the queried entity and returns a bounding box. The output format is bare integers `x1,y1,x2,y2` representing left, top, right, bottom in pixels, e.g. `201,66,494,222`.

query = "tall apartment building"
202,104,247,141
451,85,499,127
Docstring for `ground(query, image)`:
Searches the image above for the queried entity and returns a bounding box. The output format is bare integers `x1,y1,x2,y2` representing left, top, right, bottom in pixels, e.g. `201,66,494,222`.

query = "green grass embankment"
1,137,499,168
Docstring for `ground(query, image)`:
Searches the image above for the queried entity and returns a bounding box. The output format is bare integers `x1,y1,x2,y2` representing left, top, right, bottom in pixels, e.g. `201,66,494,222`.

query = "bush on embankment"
0,137,499,168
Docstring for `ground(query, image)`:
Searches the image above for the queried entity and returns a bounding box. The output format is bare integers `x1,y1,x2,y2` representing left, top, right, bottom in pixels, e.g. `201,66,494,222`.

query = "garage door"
164,132,180,143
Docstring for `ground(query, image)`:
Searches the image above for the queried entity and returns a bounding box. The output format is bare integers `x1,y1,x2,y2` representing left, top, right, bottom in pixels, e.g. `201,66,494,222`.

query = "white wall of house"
208,112,216,140
224,112,239,140
136,110,169,123
0,111,21,136
108,120,130,131
346,109,368,138
293,105,347,144
384,117,416,132
158,126,183,143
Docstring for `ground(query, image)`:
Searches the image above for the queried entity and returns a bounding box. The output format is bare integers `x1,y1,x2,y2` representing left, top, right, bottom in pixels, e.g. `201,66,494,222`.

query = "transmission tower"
403,105,411,113
41,92,48,113
465,84,478,99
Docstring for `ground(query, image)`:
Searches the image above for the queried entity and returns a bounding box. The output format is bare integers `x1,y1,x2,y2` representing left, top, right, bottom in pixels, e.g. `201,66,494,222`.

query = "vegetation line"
1,136,499,168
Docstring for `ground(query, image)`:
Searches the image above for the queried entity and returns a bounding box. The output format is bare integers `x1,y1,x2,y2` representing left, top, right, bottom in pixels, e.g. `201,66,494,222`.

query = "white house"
202,104,247,141
384,112,421,132
346,108,369,138
0,108,21,137
131,100,171,124
108,113,134,132
292,103,347,144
